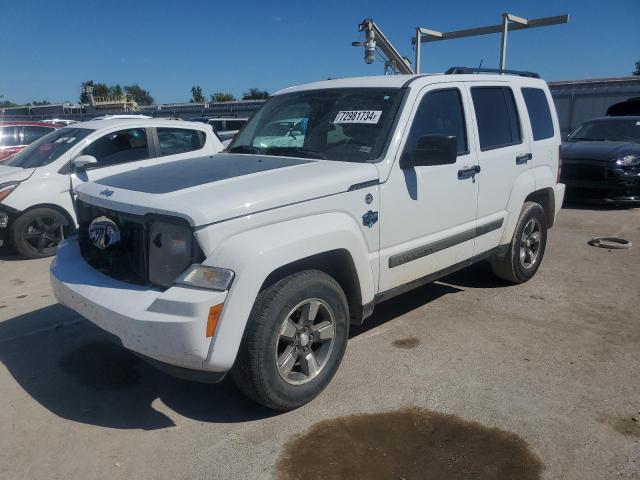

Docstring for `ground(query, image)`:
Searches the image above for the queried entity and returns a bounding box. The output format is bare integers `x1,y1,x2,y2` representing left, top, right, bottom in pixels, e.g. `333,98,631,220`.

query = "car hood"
561,141,640,162
75,153,379,227
0,165,36,184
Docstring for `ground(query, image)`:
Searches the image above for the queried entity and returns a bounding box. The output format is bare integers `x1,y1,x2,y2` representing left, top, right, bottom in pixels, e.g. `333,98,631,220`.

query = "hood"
0,165,36,184
75,153,379,227
561,141,640,162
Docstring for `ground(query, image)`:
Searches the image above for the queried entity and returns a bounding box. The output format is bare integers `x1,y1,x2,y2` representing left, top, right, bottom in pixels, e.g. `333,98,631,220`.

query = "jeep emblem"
99,189,115,197
88,216,120,250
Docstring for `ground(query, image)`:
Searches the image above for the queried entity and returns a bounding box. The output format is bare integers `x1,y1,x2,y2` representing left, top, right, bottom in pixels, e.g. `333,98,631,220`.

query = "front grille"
561,160,606,182
77,200,150,285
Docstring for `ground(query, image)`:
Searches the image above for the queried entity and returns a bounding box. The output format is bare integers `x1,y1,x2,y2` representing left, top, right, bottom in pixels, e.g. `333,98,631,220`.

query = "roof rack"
445,67,540,78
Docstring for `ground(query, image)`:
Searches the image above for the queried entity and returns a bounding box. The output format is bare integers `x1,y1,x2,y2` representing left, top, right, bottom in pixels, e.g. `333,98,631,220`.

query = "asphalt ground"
0,204,638,479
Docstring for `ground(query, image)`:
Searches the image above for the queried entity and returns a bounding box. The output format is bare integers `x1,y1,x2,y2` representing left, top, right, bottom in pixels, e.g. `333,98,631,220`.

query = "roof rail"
445,67,540,78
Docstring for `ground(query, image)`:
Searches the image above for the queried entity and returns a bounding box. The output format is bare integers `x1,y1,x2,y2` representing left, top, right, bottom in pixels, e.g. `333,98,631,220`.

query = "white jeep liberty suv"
51,68,565,410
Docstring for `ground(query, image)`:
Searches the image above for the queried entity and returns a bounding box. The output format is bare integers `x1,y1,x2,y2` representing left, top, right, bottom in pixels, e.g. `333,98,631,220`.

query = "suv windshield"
6,127,94,168
567,119,640,143
228,88,404,162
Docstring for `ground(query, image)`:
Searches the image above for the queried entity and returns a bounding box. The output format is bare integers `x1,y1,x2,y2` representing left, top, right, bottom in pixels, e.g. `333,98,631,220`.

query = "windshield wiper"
263,147,326,160
227,145,264,154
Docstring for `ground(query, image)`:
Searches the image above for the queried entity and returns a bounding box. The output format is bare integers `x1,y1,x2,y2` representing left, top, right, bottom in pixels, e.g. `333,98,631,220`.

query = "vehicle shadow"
0,246,26,262
562,199,638,211
1,263,499,430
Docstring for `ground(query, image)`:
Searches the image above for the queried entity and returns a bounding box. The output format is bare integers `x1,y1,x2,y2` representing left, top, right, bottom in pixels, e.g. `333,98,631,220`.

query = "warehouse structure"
548,76,640,138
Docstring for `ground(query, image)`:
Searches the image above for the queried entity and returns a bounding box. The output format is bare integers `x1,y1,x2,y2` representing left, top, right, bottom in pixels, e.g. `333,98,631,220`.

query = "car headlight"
615,154,640,167
0,182,20,203
175,265,235,291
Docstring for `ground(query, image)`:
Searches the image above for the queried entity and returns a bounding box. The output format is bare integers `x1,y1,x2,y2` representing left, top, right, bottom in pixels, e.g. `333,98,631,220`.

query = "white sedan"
0,118,223,258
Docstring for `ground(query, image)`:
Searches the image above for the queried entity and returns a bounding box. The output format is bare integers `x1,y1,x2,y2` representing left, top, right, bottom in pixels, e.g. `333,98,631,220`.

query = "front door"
378,84,479,293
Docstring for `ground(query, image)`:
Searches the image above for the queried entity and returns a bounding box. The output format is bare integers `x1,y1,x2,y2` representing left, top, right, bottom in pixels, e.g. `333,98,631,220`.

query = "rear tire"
231,270,349,410
490,201,547,283
11,208,68,259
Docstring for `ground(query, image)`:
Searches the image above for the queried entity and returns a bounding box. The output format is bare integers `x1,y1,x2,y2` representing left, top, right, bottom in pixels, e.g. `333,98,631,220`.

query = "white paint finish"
378,81,479,292
50,73,562,376
50,237,226,370
75,158,379,228
1,119,223,228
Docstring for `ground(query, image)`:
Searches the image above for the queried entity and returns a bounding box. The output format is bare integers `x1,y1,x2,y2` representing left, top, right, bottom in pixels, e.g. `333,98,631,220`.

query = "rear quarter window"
471,87,522,151
521,88,555,141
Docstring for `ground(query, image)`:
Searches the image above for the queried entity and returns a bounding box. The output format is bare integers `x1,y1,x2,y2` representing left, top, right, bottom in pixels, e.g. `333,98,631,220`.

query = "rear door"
466,83,532,255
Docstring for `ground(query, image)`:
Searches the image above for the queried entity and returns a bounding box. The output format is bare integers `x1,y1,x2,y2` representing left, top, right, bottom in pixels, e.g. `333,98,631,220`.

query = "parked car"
187,117,248,141
51,70,564,410
91,114,152,120
0,121,64,161
0,118,223,257
560,116,640,204
42,119,78,126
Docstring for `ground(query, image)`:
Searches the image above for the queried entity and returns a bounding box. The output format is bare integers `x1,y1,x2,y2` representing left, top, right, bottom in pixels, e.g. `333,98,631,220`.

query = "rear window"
522,88,554,141
157,128,205,156
0,126,20,147
471,87,522,151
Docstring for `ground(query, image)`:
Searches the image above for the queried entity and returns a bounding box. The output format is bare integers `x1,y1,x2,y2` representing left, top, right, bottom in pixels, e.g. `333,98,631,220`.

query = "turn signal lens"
206,304,224,338
175,264,235,291
0,182,19,203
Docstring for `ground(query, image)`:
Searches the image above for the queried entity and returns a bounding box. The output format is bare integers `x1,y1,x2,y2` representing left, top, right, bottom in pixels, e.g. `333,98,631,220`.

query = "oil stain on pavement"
392,337,421,349
276,407,543,480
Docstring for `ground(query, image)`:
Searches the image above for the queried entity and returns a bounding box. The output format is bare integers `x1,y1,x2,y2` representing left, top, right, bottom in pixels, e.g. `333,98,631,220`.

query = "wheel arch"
13,203,76,232
525,187,556,228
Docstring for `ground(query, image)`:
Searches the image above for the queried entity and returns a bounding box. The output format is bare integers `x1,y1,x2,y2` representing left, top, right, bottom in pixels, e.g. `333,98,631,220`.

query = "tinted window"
83,128,149,167
0,127,20,147
211,121,224,131
226,120,245,130
22,126,54,144
6,128,94,168
522,88,554,141
471,87,522,151
157,128,205,156
404,88,468,155
568,119,640,143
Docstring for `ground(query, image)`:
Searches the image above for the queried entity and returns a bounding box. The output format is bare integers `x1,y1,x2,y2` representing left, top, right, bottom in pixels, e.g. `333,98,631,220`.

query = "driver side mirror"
72,155,98,171
400,135,457,169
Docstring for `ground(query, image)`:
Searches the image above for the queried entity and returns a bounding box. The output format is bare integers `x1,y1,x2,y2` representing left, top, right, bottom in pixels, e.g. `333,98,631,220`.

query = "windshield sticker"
334,110,382,124
359,146,372,153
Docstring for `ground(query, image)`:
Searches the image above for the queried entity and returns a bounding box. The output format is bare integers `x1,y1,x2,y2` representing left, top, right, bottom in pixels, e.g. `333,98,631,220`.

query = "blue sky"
0,0,638,104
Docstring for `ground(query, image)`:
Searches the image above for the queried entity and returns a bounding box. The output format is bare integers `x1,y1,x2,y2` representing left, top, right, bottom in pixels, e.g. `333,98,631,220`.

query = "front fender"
202,212,376,370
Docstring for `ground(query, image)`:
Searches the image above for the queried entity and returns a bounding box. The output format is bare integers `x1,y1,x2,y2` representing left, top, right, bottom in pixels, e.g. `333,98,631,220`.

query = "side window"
22,126,53,144
521,88,554,141
471,87,522,151
0,127,21,147
83,128,149,167
226,120,244,131
157,128,206,156
404,88,468,155
211,121,224,131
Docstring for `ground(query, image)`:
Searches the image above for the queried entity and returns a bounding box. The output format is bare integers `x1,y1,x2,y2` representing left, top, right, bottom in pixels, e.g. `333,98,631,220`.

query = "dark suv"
560,116,640,204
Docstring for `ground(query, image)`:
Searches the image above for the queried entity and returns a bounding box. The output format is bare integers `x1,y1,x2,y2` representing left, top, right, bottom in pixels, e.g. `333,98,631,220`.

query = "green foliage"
633,60,640,76
80,80,153,105
210,92,236,102
30,100,51,106
124,84,154,105
0,100,18,108
190,85,205,103
242,88,270,100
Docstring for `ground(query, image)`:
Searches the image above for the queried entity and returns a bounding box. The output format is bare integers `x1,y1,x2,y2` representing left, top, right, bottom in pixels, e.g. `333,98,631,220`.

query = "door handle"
516,153,533,165
458,165,481,181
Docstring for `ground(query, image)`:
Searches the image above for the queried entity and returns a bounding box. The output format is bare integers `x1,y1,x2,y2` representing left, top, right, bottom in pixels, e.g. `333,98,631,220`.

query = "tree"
190,85,205,103
125,84,154,105
242,88,270,100
0,99,17,108
80,80,109,103
633,60,640,76
210,92,236,102
109,84,124,98
30,100,51,106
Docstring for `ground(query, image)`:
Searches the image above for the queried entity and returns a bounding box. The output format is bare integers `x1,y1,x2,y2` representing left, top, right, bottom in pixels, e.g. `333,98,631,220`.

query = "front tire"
231,270,349,410
11,208,68,259
490,201,548,283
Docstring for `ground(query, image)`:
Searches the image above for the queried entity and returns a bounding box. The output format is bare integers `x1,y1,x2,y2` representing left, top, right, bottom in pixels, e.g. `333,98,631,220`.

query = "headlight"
175,265,235,291
615,154,640,167
0,182,19,203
